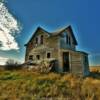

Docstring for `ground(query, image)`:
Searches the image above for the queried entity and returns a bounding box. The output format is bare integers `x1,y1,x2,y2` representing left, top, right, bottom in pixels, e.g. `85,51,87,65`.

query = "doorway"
63,52,70,72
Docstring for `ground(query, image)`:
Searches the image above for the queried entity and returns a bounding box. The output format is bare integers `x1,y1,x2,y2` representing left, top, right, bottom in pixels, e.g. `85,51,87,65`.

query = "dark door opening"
63,52,70,72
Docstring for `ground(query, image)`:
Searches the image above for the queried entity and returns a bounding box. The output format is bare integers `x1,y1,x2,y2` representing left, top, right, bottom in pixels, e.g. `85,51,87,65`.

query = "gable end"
25,27,50,46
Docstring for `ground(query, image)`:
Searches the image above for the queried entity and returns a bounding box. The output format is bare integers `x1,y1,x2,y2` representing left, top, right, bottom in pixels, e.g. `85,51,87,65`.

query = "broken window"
35,37,38,44
29,55,33,60
68,36,71,45
36,55,40,60
66,35,71,45
40,35,44,44
47,52,51,58
66,35,69,44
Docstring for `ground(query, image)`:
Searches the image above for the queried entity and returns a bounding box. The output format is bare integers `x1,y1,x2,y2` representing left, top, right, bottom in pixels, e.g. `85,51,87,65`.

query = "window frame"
40,35,44,44
66,35,69,44
29,55,33,60
68,36,71,45
35,37,38,44
36,55,40,60
46,52,51,59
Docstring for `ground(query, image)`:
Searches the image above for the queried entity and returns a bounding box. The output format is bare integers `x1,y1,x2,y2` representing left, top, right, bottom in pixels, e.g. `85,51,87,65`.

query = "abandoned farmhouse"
25,25,90,76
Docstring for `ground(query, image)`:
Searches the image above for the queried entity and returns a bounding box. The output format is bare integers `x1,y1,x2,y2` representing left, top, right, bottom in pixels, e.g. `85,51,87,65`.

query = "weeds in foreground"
0,71,99,100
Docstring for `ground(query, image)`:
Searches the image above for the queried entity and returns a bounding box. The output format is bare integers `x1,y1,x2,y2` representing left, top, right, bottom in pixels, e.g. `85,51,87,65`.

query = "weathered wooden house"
25,25,90,76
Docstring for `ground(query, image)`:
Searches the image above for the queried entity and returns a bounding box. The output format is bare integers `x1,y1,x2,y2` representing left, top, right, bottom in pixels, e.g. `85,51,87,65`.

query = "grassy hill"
0,70,100,100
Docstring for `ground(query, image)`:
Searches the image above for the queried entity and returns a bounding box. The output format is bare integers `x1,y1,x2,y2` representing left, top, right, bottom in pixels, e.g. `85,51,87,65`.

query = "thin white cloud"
0,2,21,51
0,56,8,65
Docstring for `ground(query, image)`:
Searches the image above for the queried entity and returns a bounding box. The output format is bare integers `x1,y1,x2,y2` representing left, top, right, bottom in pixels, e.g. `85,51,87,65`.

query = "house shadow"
89,72,100,79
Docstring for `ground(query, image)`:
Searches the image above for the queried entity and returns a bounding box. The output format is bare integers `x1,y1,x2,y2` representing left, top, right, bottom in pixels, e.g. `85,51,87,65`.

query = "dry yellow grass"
90,66,100,72
0,70,99,100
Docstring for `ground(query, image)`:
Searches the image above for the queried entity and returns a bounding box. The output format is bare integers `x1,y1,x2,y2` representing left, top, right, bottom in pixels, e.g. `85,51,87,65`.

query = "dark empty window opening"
66,35,69,44
68,37,71,45
47,53,51,58
36,55,40,60
66,35,71,45
29,55,33,60
36,37,38,44
40,35,44,44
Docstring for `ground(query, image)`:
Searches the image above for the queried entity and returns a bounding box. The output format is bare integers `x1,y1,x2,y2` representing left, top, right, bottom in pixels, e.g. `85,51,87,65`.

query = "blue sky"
0,0,100,65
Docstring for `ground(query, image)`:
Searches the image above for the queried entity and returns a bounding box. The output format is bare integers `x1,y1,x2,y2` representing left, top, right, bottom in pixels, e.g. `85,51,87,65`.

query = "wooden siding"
25,30,59,63
70,52,83,74
25,27,89,76
82,54,90,76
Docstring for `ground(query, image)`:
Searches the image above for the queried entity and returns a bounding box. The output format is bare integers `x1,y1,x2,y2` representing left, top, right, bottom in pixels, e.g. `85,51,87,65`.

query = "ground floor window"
29,55,33,60
36,55,40,60
47,52,51,58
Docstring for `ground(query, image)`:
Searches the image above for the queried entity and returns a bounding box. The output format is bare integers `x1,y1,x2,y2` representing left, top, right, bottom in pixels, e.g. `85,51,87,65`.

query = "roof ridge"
52,26,69,33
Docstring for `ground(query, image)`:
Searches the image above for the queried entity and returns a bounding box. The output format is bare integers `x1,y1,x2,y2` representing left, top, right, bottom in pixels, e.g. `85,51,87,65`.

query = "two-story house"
25,25,90,76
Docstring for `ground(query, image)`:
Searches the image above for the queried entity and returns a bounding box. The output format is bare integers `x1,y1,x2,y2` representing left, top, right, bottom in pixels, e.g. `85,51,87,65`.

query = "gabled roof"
51,25,78,45
25,27,51,46
25,25,78,46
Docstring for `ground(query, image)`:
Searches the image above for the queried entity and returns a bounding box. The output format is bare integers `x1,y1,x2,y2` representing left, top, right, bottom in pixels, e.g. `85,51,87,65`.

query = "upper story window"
68,36,71,45
40,35,44,44
66,35,71,46
66,35,69,44
35,37,38,44
35,35,44,45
